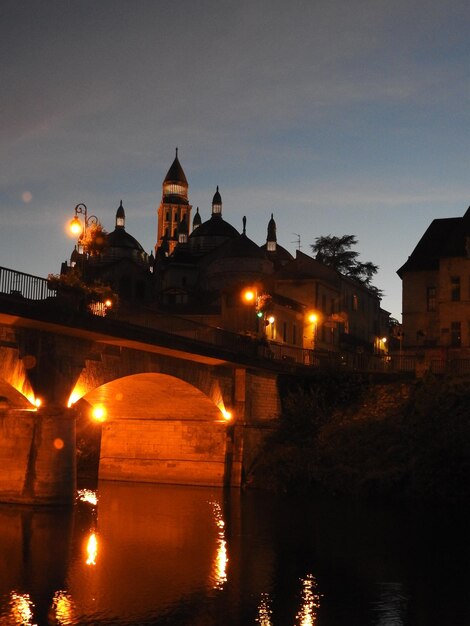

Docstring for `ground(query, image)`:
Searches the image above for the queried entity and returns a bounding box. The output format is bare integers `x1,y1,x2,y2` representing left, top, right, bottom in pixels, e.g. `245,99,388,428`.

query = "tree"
311,235,382,296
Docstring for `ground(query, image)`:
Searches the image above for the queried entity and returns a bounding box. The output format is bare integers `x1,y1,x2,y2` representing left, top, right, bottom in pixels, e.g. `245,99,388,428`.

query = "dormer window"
267,241,276,252
116,215,124,227
179,232,188,244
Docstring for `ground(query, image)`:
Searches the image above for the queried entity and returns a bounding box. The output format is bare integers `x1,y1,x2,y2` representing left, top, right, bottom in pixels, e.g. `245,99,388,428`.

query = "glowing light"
21,191,33,203
77,488,98,506
295,574,321,626
210,501,228,589
242,288,256,303
308,313,318,324
69,216,82,236
52,591,74,624
91,405,107,422
381,337,387,343
10,592,34,624
67,382,87,407
267,315,275,324
257,593,273,626
86,531,98,565
221,408,232,421
53,438,64,450
104,299,113,308
4,351,36,405
34,397,42,408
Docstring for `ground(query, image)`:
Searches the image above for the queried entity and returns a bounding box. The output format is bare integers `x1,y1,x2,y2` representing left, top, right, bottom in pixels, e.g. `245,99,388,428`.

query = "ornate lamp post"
69,203,99,254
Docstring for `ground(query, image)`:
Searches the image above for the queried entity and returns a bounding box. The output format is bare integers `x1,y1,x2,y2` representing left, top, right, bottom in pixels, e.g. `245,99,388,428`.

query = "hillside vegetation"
248,373,470,499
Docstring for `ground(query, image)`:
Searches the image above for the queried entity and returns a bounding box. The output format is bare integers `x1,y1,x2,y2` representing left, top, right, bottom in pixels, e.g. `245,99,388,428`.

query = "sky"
2,0,470,321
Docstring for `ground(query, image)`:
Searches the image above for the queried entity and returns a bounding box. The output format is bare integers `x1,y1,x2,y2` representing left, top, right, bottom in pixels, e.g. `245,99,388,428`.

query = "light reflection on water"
0,484,469,625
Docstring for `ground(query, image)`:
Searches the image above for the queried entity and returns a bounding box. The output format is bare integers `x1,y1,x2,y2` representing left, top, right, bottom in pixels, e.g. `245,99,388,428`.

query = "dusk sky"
2,0,470,320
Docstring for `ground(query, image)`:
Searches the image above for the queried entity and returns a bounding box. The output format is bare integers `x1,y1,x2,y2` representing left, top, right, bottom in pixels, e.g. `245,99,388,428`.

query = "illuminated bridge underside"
85,374,230,487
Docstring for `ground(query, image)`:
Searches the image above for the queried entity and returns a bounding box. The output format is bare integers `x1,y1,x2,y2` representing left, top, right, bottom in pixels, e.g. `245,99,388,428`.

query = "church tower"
156,149,192,255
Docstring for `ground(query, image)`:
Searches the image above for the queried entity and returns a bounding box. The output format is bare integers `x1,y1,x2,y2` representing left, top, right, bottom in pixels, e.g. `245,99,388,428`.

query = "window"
282,322,287,342
451,321,461,347
292,324,297,345
352,294,358,311
451,276,460,301
427,286,436,312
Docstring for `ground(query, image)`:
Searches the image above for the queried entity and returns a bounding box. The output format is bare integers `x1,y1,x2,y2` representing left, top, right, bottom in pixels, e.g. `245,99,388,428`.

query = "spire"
116,200,125,229
212,186,222,216
242,216,246,235
163,149,188,186
192,206,202,230
266,213,277,252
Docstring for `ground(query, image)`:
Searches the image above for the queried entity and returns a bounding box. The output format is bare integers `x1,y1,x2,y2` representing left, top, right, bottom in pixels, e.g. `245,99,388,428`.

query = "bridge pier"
0,406,76,506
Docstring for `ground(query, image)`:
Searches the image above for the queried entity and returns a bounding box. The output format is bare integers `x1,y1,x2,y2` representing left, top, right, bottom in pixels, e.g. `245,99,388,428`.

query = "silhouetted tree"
311,234,382,296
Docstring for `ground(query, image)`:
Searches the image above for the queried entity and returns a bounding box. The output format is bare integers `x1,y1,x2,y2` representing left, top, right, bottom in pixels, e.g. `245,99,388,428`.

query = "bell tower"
156,148,192,255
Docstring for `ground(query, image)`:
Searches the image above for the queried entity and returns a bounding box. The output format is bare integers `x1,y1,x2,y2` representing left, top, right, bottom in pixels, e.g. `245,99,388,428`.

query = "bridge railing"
0,266,56,300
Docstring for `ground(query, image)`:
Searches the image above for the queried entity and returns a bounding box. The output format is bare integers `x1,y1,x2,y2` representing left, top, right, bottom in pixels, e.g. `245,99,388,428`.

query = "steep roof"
163,149,188,185
397,207,470,277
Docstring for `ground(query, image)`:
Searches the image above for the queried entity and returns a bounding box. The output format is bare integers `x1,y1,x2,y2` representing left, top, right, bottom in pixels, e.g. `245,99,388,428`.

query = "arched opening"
75,373,232,488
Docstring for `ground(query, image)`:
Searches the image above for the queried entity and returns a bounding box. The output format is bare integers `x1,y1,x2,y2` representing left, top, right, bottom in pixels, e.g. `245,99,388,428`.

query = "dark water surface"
0,481,469,625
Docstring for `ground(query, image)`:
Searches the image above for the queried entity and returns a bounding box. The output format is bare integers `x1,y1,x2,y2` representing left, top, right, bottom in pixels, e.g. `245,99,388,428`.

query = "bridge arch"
76,372,234,487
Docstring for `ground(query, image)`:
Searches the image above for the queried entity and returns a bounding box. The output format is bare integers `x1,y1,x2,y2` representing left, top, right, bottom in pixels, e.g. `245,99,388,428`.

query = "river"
0,481,468,625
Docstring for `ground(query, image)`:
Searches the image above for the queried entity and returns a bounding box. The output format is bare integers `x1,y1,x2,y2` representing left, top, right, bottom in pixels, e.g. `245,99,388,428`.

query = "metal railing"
0,266,56,300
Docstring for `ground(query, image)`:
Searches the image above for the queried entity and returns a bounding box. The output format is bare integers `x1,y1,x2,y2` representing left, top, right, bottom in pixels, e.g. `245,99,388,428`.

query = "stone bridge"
0,293,283,506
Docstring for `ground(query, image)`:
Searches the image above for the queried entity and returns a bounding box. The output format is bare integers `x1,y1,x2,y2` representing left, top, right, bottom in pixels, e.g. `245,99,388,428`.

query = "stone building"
397,206,470,359
62,151,388,359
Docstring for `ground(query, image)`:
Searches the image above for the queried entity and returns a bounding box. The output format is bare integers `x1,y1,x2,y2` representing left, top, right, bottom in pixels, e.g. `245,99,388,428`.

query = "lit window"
267,241,276,252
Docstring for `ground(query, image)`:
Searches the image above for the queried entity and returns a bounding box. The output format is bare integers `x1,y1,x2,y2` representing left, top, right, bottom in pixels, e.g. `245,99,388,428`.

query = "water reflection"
256,592,273,626
210,500,228,589
295,575,321,626
0,486,469,625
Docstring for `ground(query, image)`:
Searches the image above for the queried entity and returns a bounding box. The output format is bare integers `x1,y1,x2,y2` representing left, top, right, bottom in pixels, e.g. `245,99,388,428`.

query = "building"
61,152,388,360
397,206,470,360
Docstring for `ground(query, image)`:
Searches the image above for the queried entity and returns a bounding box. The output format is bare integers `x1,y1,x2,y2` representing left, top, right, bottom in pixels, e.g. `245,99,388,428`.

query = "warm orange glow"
211,501,228,589
86,531,98,565
308,313,318,324
52,591,74,623
296,574,321,626
91,405,107,422
53,438,64,450
257,593,273,626
34,397,42,408
221,408,232,421
267,315,275,325
104,298,113,308
10,592,34,624
242,288,256,303
69,216,82,236
78,488,98,506
381,337,387,343
68,382,87,407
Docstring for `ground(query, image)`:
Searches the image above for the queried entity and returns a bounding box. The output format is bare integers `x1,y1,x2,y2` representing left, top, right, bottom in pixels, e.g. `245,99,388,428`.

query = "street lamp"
68,203,99,253
308,312,318,351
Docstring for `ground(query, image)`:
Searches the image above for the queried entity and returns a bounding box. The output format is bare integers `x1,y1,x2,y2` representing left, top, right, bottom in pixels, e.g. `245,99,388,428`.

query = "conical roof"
163,148,188,185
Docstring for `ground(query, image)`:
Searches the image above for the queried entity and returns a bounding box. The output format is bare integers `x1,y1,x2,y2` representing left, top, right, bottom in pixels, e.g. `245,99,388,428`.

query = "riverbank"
248,373,470,499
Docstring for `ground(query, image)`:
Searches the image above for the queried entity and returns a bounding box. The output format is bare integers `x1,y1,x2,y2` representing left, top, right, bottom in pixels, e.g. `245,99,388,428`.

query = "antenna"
291,233,301,250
